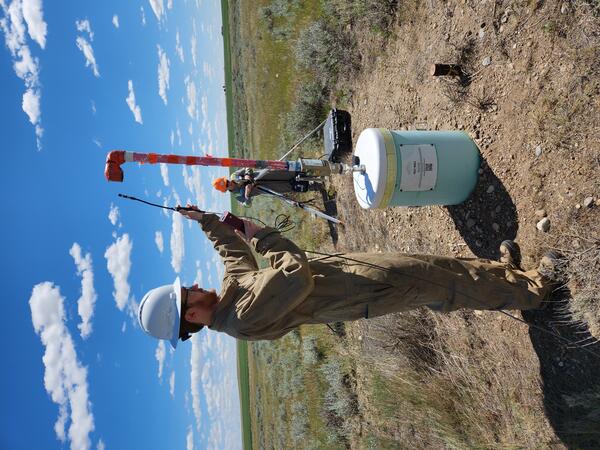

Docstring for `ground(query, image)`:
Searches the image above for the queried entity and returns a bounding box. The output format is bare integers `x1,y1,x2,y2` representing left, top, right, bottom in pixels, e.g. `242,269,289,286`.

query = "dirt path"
326,1,600,447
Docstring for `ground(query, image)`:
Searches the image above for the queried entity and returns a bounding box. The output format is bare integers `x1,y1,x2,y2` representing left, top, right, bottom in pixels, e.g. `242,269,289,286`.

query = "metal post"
430,63,464,77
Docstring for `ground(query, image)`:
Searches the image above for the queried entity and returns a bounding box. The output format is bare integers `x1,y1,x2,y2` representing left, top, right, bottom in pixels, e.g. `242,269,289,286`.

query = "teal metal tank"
353,128,481,209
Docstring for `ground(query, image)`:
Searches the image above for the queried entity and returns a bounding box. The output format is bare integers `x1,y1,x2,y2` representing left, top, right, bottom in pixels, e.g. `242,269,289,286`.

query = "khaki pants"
342,254,550,319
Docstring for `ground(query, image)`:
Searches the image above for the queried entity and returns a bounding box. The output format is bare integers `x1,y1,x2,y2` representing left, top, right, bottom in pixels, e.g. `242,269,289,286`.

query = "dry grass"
550,221,600,339
348,310,558,449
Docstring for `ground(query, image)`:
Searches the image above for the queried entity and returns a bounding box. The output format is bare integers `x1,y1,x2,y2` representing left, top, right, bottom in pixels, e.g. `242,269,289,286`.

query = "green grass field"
220,2,254,449
227,0,323,160
235,340,252,450
220,0,236,157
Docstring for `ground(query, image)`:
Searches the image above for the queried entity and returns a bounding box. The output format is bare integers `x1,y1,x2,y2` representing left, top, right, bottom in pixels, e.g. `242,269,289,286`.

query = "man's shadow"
319,187,339,246
446,158,518,259
448,159,600,446
522,288,600,449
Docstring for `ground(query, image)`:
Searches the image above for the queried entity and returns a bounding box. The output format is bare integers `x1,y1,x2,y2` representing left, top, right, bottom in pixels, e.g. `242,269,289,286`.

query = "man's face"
225,180,236,192
183,285,218,325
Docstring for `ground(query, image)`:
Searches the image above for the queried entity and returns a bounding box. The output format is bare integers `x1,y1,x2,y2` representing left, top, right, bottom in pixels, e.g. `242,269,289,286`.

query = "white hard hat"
138,277,182,349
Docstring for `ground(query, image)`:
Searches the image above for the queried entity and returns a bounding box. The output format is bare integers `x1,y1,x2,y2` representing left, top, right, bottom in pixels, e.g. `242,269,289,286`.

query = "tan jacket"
199,214,548,341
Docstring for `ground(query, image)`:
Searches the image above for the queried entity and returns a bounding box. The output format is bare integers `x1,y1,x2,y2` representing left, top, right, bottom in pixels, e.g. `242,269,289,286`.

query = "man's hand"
244,183,255,198
177,204,205,221
234,219,262,241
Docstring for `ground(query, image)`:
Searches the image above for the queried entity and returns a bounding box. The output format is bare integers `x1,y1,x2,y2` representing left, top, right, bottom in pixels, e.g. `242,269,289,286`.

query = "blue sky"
0,1,242,449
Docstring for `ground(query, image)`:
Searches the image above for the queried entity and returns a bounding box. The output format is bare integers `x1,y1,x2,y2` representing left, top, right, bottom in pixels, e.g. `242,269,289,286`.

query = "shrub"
557,228,600,338
259,0,300,40
294,21,358,87
290,401,310,442
319,358,358,421
259,0,300,19
302,335,321,365
285,80,329,142
321,0,399,34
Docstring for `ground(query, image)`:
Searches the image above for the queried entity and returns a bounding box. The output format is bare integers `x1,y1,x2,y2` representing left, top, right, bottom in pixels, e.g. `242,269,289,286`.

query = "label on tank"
399,144,438,191
300,159,325,167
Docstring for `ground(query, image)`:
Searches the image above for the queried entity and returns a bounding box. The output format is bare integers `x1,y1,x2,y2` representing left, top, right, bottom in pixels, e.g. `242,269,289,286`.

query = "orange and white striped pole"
104,150,293,182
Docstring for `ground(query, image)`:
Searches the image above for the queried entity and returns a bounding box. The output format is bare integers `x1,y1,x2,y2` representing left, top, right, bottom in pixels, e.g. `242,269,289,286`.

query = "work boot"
537,250,566,282
536,250,567,310
499,240,522,268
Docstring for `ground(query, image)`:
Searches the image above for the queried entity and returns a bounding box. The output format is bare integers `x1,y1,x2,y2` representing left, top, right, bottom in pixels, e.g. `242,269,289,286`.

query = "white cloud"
69,243,97,339
169,371,175,397
29,282,95,450
22,0,47,48
190,34,197,68
108,203,119,226
155,340,166,380
112,15,119,28
154,230,164,254
76,36,99,77
202,61,215,81
75,19,93,40
74,19,98,77
175,30,184,62
176,121,182,146
161,198,171,218
202,22,215,41
182,166,193,195
186,428,194,450
170,208,184,273
189,332,241,449
170,130,175,147
190,335,202,430
193,261,203,286
97,439,105,450
0,0,45,149
167,0,173,10
184,76,197,119
22,87,40,123
200,95,208,129
126,80,143,124
148,0,165,22
182,166,206,206
157,45,170,105
140,6,146,26
160,162,170,186
104,233,132,311
13,44,37,79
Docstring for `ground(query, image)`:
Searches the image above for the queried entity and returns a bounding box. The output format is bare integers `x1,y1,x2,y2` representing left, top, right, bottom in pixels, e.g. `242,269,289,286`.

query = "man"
212,167,323,207
138,206,554,346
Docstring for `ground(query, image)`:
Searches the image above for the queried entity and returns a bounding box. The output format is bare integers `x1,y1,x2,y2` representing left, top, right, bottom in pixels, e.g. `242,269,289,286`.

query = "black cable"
118,194,179,211
274,214,295,233
236,214,267,228
118,194,217,214
119,193,294,232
